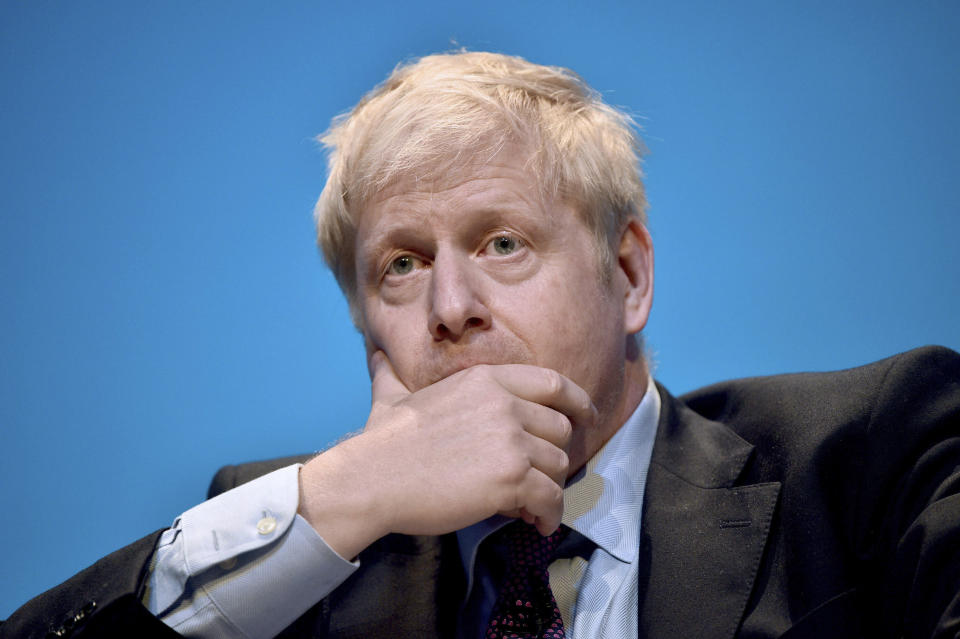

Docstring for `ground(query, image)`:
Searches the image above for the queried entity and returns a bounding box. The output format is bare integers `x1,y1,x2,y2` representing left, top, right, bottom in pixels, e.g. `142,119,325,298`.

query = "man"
3,51,959,639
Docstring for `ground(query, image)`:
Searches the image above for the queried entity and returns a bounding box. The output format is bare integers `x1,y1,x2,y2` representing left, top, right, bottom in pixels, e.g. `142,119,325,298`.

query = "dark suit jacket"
4,346,960,638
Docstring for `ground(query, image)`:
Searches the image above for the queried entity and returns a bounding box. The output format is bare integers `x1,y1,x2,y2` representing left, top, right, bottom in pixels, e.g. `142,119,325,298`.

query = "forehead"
379,137,541,194
356,148,549,236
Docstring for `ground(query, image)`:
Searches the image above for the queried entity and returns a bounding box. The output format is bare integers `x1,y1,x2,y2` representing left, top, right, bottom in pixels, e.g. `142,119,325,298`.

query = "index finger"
485,364,598,430
368,350,411,404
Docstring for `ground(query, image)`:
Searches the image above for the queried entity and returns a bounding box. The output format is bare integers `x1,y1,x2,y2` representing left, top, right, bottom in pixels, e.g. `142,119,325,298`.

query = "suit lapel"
638,384,780,639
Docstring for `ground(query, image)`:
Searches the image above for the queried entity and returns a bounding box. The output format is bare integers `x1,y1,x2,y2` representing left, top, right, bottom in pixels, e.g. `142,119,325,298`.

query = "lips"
425,358,503,386
419,342,535,388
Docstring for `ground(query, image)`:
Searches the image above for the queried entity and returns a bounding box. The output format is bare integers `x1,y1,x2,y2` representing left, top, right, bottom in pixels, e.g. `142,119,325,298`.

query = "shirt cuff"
148,463,359,639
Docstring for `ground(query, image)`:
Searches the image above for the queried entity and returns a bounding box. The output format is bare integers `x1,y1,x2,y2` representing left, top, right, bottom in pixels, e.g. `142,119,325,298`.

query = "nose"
428,253,491,341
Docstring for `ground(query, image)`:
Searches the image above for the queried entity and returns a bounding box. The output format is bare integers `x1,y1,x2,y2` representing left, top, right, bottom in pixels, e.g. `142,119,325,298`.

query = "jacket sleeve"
861,346,960,638
0,530,182,639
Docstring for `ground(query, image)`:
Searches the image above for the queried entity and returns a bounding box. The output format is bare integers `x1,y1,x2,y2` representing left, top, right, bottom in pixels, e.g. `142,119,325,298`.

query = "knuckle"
579,392,592,414
557,414,573,442
475,363,496,381
500,456,528,483
542,369,563,397
463,365,487,384
501,425,525,450
548,481,564,506
556,448,570,475
490,394,515,417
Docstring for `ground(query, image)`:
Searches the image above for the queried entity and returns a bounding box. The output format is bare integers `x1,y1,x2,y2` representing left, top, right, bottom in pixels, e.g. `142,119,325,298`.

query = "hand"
365,352,596,533
298,352,596,558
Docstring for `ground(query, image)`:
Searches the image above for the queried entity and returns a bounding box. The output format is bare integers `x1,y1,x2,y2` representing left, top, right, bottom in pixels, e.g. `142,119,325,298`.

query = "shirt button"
218,556,238,570
256,516,277,535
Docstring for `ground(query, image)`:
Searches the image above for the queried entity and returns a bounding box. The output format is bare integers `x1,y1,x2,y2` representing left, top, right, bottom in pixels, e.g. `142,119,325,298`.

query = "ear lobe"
617,219,654,335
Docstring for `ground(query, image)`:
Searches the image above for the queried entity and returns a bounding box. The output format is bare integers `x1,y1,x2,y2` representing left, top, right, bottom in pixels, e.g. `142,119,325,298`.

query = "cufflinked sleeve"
860,346,960,639
150,464,358,639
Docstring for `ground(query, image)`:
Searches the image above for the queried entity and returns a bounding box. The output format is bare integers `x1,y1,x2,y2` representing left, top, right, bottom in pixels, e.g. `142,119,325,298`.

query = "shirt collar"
457,376,661,573
560,376,659,562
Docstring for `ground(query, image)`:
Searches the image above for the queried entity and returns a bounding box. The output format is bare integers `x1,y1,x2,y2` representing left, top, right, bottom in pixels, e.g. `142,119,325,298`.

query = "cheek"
362,301,424,365
537,273,622,373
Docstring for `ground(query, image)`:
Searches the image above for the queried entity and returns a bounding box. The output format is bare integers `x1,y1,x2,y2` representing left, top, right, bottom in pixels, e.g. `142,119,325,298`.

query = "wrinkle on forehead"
372,174,546,218
363,139,546,207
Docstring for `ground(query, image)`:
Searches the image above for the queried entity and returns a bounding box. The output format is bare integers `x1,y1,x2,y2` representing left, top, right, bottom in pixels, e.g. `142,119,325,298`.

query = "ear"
616,218,654,335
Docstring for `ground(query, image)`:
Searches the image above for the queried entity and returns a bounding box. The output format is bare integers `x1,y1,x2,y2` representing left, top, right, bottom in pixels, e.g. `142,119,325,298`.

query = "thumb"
369,351,410,405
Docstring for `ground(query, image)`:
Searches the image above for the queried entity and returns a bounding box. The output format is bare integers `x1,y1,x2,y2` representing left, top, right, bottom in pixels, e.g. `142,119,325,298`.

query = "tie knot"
502,521,569,571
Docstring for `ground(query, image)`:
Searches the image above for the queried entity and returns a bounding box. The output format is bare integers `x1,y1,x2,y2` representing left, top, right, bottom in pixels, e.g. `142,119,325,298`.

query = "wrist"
297,434,391,559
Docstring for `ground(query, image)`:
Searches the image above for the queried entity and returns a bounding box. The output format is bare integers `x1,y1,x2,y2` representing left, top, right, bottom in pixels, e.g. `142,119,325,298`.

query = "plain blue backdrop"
2,1,958,617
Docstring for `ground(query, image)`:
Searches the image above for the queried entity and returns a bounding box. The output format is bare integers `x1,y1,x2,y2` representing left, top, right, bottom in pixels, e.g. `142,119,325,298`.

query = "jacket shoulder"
679,345,960,429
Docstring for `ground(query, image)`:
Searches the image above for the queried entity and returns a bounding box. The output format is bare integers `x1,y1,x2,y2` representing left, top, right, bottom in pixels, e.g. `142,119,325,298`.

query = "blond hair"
314,51,647,328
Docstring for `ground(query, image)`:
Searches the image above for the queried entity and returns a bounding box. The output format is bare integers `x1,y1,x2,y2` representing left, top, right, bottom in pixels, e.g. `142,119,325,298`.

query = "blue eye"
488,235,521,255
388,255,416,275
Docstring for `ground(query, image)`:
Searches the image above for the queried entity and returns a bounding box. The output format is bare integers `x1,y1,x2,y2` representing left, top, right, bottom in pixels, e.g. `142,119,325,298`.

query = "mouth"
408,338,535,390
424,357,504,386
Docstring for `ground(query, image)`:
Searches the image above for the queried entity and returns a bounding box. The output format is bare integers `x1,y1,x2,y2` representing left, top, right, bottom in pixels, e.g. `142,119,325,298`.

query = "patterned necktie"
485,520,571,639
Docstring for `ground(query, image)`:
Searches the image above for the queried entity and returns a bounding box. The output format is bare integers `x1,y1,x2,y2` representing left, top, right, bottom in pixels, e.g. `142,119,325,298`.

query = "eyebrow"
360,224,425,259
461,206,545,238
356,191,548,271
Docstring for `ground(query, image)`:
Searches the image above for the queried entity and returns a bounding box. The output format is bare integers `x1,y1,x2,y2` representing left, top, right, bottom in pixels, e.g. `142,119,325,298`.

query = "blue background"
2,1,958,617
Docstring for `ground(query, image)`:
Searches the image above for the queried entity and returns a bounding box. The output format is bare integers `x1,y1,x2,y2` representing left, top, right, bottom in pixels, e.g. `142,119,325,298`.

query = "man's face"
353,147,643,423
